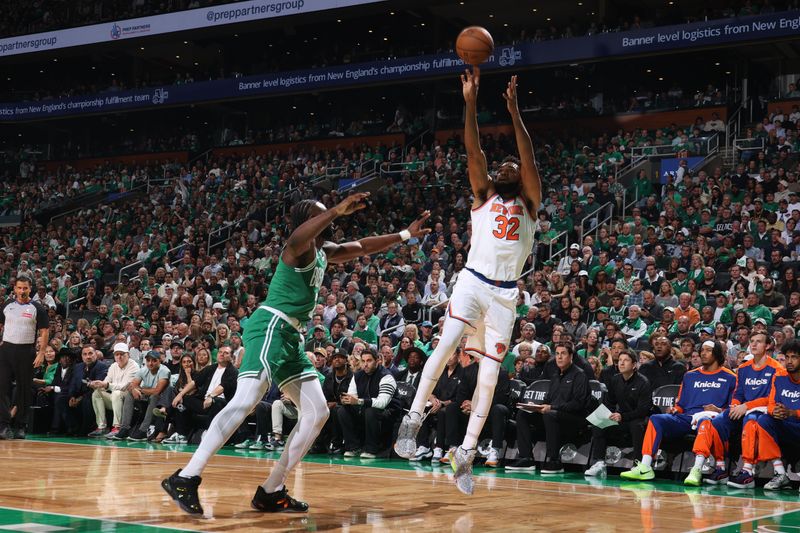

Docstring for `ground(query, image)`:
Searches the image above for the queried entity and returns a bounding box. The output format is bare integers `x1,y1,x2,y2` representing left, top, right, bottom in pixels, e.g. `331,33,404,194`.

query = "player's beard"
494,180,521,198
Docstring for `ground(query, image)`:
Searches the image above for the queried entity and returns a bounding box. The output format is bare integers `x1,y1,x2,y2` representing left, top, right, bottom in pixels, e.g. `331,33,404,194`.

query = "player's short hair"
780,339,800,356
502,155,521,167
749,330,772,345
14,275,32,287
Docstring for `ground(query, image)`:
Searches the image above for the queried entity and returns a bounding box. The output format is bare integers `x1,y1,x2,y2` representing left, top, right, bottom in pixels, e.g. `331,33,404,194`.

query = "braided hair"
290,200,321,230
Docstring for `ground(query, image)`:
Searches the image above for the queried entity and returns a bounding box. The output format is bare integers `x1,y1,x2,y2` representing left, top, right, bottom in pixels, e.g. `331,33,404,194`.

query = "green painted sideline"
0,505,191,532
23,435,800,503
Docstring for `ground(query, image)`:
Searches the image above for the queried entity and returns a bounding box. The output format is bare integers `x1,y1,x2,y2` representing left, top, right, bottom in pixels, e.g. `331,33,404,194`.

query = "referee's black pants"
0,342,36,429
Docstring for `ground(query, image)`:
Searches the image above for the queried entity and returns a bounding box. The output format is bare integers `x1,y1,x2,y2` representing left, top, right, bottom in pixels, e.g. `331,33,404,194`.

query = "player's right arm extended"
462,67,490,203
284,193,369,263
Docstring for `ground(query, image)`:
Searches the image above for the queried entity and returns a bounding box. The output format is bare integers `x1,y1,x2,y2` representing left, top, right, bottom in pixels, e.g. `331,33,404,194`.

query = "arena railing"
621,188,640,220
117,241,188,285
725,103,746,148
402,129,431,160
628,134,719,165
425,299,450,328
380,321,407,340
732,137,765,153
578,201,613,245
64,278,96,319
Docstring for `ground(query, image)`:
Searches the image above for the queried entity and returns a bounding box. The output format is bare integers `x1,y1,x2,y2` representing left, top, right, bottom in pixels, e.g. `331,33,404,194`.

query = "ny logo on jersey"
490,204,523,216
495,343,507,356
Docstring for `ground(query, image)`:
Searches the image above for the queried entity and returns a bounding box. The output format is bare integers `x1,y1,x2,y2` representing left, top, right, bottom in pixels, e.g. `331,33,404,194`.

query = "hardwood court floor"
0,438,799,532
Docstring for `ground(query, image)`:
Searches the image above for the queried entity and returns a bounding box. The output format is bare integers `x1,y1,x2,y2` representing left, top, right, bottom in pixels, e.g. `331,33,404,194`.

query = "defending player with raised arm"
162,192,429,516
394,67,542,495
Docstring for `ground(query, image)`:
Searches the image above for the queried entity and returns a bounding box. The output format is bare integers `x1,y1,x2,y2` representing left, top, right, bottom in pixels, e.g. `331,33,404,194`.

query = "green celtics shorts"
239,307,317,388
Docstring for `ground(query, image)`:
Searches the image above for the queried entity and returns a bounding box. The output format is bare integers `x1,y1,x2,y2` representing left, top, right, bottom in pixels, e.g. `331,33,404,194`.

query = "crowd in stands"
0,99,793,486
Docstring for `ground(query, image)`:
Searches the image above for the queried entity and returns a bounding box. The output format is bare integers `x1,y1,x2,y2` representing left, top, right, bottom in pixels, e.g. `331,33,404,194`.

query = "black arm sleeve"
34,302,50,330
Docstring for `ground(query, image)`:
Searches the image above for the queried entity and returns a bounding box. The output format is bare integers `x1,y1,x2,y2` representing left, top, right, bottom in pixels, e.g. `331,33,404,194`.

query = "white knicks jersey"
464,193,536,282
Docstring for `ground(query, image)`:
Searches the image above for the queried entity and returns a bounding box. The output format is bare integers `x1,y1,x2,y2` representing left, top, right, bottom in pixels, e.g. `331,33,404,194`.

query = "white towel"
691,410,721,429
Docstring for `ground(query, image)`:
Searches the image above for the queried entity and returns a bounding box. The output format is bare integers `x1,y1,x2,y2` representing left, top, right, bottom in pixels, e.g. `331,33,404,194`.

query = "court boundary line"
687,507,800,532
17,439,800,509
0,504,198,532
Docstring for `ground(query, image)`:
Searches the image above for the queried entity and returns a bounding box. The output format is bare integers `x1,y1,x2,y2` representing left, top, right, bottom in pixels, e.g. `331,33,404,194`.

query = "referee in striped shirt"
0,275,49,439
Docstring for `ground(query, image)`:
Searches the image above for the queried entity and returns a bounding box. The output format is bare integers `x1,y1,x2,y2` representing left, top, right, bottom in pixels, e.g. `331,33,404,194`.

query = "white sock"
462,357,500,450
181,376,268,478
693,455,706,470
640,455,653,468
773,460,786,476
262,377,329,493
408,316,467,416
742,462,754,474
716,460,725,469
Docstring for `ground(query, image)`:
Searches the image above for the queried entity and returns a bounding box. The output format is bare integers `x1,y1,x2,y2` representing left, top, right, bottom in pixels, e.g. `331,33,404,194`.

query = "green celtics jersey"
264,249,327,321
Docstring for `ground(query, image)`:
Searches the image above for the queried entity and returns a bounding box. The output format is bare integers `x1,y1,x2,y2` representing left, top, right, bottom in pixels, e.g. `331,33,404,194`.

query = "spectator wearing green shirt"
362,302,381,336
744,292,774,326
589,252,615,284
671,268,690,296
353,313,378,347
630,170,654,206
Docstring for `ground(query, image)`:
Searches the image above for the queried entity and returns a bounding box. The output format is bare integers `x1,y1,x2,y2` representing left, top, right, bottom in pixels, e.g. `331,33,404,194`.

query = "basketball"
456,26,494,65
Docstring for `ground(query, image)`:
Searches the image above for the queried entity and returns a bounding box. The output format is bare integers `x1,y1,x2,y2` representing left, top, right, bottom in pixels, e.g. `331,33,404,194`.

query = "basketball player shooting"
395,66,542,495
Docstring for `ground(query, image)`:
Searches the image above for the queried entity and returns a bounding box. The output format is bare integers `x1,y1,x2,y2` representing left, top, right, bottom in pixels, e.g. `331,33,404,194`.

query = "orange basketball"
455,26,494,65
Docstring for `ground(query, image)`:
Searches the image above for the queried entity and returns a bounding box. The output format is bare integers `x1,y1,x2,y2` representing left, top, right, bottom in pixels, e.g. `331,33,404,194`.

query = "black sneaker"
161,469,204,515
0,427,12,440
110,428,130,441
128,428,148,442
505,458,537,471
540,460,565,474
12,427,26,440
251,486,309,513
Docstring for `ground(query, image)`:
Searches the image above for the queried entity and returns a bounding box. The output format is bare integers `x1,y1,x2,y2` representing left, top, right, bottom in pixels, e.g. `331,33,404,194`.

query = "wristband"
399,229,411,242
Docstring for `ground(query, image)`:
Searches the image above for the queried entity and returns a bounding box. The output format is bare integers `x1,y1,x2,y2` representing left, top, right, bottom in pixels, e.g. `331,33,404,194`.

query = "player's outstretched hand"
460,66,480,105
334,192,370,217
502,74,519,113
407,210,432,238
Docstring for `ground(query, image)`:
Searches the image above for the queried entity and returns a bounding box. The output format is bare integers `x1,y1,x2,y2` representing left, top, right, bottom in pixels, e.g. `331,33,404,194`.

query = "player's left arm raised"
324,211,431,264
504,75,542,214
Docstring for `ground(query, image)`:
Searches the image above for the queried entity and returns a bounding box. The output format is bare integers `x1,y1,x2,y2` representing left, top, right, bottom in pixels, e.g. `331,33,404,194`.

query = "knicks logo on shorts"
495,343,507,356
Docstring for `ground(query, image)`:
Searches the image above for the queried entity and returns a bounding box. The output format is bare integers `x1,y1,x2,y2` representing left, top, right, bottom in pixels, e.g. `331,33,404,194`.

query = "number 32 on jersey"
491,204,523,241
